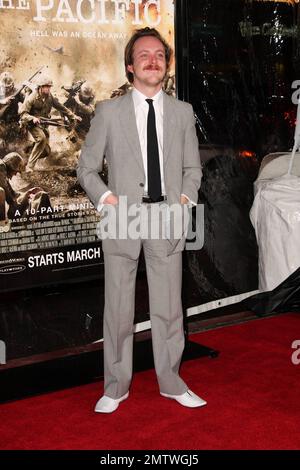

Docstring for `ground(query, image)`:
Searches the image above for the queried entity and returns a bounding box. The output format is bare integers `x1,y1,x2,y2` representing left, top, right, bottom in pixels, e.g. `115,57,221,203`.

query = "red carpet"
1,313,300,450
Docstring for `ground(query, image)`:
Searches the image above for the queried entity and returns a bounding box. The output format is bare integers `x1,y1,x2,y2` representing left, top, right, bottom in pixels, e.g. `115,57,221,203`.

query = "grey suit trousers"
103,237,188,398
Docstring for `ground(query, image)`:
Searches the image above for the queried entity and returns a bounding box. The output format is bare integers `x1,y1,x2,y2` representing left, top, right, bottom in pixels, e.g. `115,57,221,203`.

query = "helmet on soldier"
79,83,95,99
3,152,24,174
0,72,14,92
37,76,53,88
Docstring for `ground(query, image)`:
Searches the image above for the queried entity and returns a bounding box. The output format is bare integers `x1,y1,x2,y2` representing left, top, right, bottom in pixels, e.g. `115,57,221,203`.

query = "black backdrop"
180,0,300,309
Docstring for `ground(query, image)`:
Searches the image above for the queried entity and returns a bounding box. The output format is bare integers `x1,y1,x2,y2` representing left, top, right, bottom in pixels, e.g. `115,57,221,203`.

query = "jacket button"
139,183,144,187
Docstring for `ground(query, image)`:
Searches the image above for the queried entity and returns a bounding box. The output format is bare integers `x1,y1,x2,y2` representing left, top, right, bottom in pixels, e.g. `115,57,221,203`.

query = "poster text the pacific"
0,0,162,26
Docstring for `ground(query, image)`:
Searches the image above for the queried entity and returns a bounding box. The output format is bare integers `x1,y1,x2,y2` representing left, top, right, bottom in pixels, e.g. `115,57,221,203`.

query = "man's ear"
127,64,134,74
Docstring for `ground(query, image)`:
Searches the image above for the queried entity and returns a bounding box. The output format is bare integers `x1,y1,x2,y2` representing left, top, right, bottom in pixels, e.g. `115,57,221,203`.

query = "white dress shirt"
132,87,166,196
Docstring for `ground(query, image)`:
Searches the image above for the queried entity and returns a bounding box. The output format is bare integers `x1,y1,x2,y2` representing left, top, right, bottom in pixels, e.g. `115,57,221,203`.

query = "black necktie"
146,98,162,202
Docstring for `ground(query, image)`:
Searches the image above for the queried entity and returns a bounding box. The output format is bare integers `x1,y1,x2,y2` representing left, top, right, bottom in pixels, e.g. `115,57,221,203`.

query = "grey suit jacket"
77,90,202,257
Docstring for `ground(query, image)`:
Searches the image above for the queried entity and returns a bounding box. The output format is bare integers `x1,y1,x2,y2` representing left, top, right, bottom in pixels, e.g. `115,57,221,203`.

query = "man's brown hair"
124,27,172,83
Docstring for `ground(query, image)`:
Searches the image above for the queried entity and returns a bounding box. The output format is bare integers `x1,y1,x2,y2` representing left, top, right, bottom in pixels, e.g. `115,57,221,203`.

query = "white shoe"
94,391,129,413
160,389,207,408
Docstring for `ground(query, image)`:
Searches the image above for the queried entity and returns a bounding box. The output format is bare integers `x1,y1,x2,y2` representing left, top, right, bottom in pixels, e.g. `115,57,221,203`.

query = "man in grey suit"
77,27,206,413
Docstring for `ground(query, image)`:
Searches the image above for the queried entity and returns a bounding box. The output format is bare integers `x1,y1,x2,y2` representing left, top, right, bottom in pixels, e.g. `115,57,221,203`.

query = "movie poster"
0,0,175,291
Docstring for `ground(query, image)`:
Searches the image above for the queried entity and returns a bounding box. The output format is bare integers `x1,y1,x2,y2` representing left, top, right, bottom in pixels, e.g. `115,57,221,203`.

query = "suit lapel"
119,91,144,173
163,92,177,165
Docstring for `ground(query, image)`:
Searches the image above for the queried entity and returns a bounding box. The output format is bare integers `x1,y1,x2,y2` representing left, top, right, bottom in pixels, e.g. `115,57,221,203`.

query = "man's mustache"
143,65,162,71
